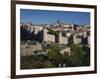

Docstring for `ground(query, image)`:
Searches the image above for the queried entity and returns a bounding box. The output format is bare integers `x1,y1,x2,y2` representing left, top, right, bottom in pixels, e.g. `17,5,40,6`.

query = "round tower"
58,32,62,44
73,34,77,44
43,28,47,42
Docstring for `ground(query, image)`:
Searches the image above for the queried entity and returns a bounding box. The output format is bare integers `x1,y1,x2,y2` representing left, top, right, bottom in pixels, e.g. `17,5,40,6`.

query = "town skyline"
20,9,90,25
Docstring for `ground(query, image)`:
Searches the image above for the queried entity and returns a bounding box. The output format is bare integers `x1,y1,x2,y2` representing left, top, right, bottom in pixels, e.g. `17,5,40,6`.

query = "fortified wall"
43,28,68,44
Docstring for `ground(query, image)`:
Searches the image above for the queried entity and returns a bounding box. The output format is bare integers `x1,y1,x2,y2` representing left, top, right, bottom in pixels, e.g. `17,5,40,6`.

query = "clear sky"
20,9,90,25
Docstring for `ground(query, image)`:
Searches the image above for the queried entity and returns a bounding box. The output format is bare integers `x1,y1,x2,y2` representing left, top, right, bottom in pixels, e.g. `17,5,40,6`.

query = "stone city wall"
47,34,55,42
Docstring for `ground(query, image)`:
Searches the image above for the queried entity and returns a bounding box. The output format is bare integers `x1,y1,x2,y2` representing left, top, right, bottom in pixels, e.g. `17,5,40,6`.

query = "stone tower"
58,32,62,44
43,28,47,42
83,31,87,37
73,34,77,44
88,36,90,46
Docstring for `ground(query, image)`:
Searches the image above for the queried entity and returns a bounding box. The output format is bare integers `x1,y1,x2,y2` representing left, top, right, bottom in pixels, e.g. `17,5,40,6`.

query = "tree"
62,52,72,66
48,43,62,66
69,44,86,66
81,45,90,66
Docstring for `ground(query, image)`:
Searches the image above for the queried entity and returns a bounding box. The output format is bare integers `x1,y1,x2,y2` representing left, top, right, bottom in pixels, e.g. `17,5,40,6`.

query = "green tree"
48,43,62,66
62,52,72,66
69,44,86,66
81,45,90,66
